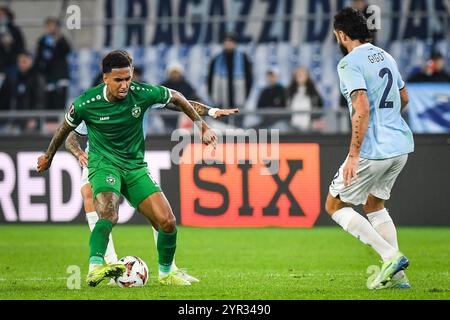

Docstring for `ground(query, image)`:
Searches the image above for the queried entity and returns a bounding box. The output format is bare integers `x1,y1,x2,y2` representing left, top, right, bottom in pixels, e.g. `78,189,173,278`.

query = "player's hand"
201,123,217,149
78,151,88,167
212,108,239,119
343,155,358,187
37,154,52,173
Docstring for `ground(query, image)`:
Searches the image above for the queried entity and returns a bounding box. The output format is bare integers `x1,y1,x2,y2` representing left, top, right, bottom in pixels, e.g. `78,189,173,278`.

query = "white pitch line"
0,277,68,282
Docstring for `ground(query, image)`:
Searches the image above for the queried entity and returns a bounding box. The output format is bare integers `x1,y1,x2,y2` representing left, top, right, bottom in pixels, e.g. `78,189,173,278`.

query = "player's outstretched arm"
165,100,239,119
343,89,370,186
169,89,217,148
37,120,75,172
65,131,88,167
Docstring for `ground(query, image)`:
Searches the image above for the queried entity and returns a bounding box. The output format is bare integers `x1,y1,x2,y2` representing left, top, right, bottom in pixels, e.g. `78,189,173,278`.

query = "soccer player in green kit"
37,50,238,286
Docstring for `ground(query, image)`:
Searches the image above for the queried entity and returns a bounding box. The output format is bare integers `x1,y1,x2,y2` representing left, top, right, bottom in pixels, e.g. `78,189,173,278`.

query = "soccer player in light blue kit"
325,8,414,290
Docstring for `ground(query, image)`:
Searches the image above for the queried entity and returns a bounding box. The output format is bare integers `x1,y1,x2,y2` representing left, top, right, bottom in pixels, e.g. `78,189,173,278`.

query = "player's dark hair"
102,50,133,74
333,7,374,43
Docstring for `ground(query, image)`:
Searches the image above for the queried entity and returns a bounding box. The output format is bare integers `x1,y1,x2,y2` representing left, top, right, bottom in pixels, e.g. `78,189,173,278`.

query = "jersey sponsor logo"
132,105,141,118
106,174,116,185
100,116,110,121
179,143,321,227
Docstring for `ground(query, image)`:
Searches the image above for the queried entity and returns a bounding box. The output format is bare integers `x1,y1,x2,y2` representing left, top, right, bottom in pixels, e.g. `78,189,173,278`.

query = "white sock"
332,207,398,261
367,208,405,279
153,227,178,276
86,211,118,264
89,264,100,273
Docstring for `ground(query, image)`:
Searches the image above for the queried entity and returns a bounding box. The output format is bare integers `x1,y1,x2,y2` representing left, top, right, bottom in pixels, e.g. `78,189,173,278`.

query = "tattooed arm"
65,131,83,158
65,131,88,167
165,99,239,119
37,120,75,172
343,89,370,186
165,100,210,116
169,90,205,123
169,90,217,147
349,90,370,158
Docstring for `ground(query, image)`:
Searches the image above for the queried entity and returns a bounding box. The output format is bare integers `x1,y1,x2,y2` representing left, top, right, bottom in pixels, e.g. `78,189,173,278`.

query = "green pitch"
0,225,449,300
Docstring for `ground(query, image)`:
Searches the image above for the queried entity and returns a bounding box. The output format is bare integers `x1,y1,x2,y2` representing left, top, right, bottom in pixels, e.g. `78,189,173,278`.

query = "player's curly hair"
102,50,133,73
333,7,374,43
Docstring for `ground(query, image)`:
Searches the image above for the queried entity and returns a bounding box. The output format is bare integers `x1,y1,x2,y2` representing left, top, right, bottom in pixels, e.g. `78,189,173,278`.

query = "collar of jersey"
103,85,110,102
352,43,372,52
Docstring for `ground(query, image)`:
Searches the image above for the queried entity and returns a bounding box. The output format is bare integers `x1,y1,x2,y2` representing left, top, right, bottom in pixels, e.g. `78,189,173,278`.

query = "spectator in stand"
11,51,45,132
256,67,288,129
0,66,12,111
208,32,252,125
408,50,450,83
161,62,201,131
288,66,324,132
13,52,45,110
35,17,71,111
0,6,25,78
0,65,13,132
351,0,377,44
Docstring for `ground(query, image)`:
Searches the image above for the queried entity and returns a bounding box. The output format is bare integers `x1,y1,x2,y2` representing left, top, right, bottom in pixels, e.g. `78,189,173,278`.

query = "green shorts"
88,156,162,209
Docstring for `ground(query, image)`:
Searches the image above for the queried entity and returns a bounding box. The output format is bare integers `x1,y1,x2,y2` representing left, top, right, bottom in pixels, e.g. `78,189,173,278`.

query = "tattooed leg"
89,192,120,264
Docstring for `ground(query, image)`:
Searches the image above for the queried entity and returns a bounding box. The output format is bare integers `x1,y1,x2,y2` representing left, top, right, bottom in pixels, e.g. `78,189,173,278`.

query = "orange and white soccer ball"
115,256,149,288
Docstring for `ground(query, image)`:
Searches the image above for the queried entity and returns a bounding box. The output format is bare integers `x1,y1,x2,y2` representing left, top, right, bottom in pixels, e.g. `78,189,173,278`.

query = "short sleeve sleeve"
140,83,172,110
394,65,405,90
338,60,367,97
397,74,405,90
74,121,88,136
65,103,82,127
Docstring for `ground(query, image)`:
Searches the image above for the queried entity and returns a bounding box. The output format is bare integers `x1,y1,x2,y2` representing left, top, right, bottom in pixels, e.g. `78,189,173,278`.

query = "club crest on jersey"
132,105,141,118
106,174,116,185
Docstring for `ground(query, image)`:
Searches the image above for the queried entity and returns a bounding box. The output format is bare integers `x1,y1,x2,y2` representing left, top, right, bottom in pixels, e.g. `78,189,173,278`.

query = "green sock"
89,219,113,264
157,228,177,273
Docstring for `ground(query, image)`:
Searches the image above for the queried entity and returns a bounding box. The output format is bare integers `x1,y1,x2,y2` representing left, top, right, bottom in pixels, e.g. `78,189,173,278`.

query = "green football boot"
158,270,191,286
86,264,126,287
369,252,410,289
372,273,411,290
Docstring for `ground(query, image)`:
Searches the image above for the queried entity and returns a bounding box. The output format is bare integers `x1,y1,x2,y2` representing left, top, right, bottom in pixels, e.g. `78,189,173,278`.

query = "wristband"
208,108,220,117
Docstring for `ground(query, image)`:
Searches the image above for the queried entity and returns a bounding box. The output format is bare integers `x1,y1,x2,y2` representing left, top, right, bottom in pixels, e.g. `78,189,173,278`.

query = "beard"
339,43,349,56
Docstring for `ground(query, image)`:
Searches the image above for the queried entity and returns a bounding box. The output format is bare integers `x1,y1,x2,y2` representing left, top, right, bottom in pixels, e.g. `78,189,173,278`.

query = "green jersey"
65,82,171,170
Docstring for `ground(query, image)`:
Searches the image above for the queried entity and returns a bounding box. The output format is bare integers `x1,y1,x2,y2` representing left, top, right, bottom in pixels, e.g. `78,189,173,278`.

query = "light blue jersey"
338,43,414,160
74,111,150,153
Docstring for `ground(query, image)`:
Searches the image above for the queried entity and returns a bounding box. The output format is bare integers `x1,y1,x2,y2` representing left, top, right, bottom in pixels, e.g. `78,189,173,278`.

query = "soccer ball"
115,256,149,288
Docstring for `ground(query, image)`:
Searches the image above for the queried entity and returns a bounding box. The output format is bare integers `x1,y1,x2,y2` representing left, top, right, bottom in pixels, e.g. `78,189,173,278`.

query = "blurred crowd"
0,1,449,135
0,7,71,133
